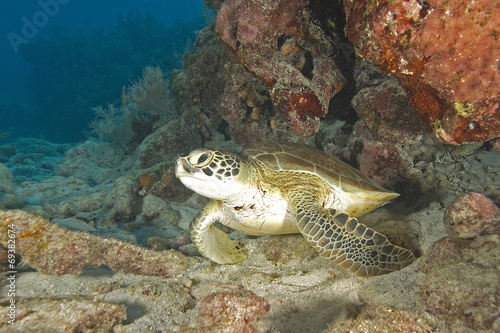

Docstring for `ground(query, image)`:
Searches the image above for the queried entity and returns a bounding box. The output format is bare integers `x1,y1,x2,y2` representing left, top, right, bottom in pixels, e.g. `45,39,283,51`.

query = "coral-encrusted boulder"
420,235,500,330
216,0,346,137
196,288,270,332
344,121,421,191
172,25,313,146
444,192,500,239
352,79,426,143
344,0,500,144
135,118,201,169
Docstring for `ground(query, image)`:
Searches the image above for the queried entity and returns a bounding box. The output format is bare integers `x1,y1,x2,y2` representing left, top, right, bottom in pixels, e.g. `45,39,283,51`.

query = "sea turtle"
175,141,415,276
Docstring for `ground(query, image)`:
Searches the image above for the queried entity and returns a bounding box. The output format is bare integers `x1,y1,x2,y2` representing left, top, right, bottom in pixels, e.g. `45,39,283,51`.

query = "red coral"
414,0,500,104
271,89,324,137
344,0,500,144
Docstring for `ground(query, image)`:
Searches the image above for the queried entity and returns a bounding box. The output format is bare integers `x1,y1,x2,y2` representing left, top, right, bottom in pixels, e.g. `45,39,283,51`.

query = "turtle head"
175,148,246,200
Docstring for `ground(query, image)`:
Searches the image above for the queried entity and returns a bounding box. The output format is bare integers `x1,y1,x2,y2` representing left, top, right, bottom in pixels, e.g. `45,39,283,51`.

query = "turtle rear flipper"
190,200,248,264
292,197,415,277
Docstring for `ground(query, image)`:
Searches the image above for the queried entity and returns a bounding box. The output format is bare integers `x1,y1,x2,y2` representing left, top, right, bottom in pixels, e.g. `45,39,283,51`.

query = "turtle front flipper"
291,197,415,277
190,200,248,264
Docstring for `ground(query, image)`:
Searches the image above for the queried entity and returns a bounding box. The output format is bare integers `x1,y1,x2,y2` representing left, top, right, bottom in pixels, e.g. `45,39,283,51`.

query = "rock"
492,138,500,152
171,21,311,146
0,144,16,162
0,163,14,194
52,217,97,232
348,123,421,189
57,139,129,184
0,164,23,209
196,287,270,332
444,192,500,239
0,297,126,332
351,79,426,143
0,209,199,277
263,234,317,265
135,118,201,169
141,194,168,220
344,0,500,144
216,0,346,137
136,165,192,203
0,193,24,210
102,176,140,225
420,235,500,330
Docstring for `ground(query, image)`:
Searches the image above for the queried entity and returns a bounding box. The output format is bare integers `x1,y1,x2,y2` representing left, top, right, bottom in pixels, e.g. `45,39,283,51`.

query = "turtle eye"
188,150,212,167
197,152,210,164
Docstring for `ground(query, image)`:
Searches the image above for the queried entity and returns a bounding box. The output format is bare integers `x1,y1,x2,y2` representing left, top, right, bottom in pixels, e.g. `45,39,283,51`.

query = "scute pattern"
294,202,415,276
206,151,241,181
243,141,393,195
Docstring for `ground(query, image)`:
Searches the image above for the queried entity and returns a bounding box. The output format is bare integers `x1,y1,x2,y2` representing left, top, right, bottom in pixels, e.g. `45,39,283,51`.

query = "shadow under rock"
78,265,117,277
121,300,149,325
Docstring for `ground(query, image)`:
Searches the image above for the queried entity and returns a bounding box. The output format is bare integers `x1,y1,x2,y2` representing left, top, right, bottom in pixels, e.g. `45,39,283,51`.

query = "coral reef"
3,2,500,331
216,0,346,137
0,210,198,276
195,287,270,332
356,138,415,189
420,235,500,330
127,66,177,119
172,17,331,145
444,192,500,239
0,120,202,228
88,103,134,146
0,138,71,182
344,0,500,144
89,66,178,147
0,297,126,332
171,27,229,140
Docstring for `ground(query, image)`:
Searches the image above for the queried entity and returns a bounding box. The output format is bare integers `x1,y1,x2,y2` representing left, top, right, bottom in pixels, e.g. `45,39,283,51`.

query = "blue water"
0,0,205,143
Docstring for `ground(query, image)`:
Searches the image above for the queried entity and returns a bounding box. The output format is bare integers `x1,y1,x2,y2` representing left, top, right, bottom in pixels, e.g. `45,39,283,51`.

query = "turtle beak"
175,157,197,178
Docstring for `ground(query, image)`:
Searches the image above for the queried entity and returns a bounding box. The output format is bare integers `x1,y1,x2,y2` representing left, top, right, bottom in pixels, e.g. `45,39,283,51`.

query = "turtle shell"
242,141,398,215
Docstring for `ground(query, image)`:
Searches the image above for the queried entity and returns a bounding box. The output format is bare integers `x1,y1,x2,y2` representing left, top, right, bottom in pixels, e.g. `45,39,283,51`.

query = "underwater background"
1,0,500,332
0,0,205,142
